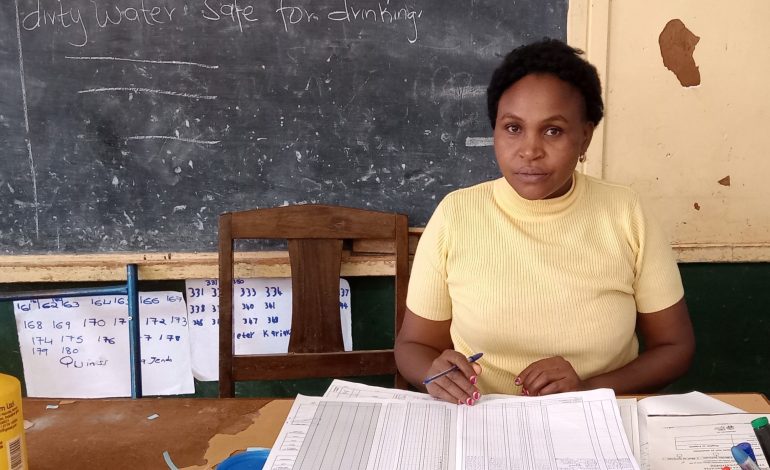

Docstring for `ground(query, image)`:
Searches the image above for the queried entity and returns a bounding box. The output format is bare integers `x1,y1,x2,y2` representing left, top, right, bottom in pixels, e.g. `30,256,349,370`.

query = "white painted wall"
569,1,770,261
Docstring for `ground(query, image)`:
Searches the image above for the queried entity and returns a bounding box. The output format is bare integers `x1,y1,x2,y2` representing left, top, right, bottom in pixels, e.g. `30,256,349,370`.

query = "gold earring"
578,153,587,163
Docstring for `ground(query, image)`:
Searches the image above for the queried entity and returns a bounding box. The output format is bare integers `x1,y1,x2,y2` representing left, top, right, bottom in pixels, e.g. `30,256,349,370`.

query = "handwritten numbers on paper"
185,278,353,381
14,292,194,398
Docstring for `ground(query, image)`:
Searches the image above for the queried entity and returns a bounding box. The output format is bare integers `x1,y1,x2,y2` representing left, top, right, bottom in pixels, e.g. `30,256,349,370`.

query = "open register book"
263,380,770,470
264,382,640,470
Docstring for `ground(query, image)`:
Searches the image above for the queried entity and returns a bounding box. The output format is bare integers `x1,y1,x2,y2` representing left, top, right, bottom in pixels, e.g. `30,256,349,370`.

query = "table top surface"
22,392,770,470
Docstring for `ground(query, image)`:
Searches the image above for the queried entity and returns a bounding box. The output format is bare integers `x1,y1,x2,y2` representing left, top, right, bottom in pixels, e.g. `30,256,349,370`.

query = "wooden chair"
218,204,409,397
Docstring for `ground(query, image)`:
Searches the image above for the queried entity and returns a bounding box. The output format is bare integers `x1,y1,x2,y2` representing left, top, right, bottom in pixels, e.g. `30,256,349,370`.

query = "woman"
394,38,695,405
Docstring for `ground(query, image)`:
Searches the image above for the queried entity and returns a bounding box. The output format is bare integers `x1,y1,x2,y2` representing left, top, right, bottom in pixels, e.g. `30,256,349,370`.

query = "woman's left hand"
516,356,584,396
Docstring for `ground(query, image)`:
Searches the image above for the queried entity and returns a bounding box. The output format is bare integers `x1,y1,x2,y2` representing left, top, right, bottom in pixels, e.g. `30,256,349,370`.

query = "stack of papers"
262,381,770,470
636,393,768,470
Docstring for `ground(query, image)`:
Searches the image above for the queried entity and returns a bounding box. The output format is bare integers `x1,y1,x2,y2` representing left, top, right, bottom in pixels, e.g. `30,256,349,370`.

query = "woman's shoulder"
429,179,498,226
441,179,497,205
582,174,640,206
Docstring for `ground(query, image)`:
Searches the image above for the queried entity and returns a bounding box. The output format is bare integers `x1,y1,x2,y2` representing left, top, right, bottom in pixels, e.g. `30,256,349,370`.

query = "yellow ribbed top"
407,173,684,395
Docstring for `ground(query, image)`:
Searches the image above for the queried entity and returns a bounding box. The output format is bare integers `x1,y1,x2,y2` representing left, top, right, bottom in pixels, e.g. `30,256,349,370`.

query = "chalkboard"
0,0,567,253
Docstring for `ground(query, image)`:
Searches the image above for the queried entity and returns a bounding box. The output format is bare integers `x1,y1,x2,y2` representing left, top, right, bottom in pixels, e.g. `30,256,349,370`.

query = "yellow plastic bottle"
0,373,27,470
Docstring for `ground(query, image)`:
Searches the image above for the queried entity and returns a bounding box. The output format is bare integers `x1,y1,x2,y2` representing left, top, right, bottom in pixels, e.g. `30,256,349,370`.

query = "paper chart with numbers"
14,291,194,398
185,278,352,381
265,388,636,470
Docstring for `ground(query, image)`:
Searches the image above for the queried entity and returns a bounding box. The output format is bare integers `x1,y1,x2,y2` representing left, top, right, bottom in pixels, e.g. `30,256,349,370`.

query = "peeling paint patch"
718,176,731,186
659,19,701,87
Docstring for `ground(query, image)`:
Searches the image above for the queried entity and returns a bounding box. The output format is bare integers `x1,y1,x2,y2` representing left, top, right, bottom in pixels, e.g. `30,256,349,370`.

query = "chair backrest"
218,204,409,397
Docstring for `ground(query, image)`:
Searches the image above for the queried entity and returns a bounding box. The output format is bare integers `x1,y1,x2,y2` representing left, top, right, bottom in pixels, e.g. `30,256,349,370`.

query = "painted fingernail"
469,399,476,406
523,389,529,396
514,377,521,385
466,397,473,405
470,375,477,385
472,391,480,400
458,399,463,405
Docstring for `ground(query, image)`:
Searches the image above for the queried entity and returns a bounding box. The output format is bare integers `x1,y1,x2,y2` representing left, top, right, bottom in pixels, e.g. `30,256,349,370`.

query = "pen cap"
737,442,757,462
732,445,751,462
752,417,769,429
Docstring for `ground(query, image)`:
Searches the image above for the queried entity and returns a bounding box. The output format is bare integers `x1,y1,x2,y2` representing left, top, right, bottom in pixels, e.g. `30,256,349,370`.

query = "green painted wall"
2,265,769,397
665,264,770,395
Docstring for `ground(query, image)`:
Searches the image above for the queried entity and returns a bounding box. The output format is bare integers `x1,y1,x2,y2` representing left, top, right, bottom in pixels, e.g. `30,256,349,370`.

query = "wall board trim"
2,241,768,283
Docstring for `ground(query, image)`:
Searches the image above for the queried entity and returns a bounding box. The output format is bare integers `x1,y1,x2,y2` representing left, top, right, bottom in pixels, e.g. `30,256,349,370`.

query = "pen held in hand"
423,352,484,385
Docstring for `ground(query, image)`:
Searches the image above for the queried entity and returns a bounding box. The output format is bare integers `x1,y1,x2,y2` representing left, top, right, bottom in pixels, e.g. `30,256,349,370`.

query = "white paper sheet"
264,394,457,470
14,292,194,398
639,391,745,416
272,385,637,470
637,391,745,470
324,379,436,401
136,291,195,395
457,388,639,470
618,398,642,462
185,278,353,381
327,379,642,466
645,413,768,470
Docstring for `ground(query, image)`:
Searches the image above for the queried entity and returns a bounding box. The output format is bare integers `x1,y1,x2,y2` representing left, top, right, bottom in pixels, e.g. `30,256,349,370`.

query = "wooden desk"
22,393,770,470
23,397,293,470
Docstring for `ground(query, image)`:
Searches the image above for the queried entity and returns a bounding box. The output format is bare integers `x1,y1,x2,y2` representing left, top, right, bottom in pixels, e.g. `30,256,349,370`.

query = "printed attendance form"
264,382,638,470
316,380,766,470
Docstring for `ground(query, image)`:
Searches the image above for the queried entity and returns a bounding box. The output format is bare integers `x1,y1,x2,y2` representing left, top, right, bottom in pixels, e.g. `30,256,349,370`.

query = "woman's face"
493,73,595,200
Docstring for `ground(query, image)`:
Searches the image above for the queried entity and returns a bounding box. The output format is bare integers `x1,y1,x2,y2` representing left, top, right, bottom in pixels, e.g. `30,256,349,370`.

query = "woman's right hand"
424,349,483,405
394,309,482,404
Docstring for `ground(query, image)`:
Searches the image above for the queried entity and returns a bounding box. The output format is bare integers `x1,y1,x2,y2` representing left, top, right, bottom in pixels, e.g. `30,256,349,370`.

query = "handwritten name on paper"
14,292,194,398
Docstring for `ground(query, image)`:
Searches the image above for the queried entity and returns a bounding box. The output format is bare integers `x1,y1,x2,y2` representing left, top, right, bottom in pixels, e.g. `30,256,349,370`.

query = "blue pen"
423,352,483,385
732,445,761,470
737,442,757,464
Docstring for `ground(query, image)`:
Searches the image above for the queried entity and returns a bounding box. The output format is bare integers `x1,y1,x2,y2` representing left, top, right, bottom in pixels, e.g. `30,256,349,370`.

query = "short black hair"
486,38,603,128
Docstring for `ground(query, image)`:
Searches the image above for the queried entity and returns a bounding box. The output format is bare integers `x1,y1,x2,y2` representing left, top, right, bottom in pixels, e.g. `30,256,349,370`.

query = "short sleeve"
406,200,453,321
632,198,685,313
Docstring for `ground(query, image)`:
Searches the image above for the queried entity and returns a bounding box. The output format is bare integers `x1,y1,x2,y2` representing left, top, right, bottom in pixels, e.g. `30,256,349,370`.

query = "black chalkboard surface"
0,0,567,253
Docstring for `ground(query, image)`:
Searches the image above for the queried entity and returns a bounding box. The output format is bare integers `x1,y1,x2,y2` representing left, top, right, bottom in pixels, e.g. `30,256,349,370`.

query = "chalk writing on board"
13,292,194,398
2,1,566,253
20,0,424,47
185,277,352,381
